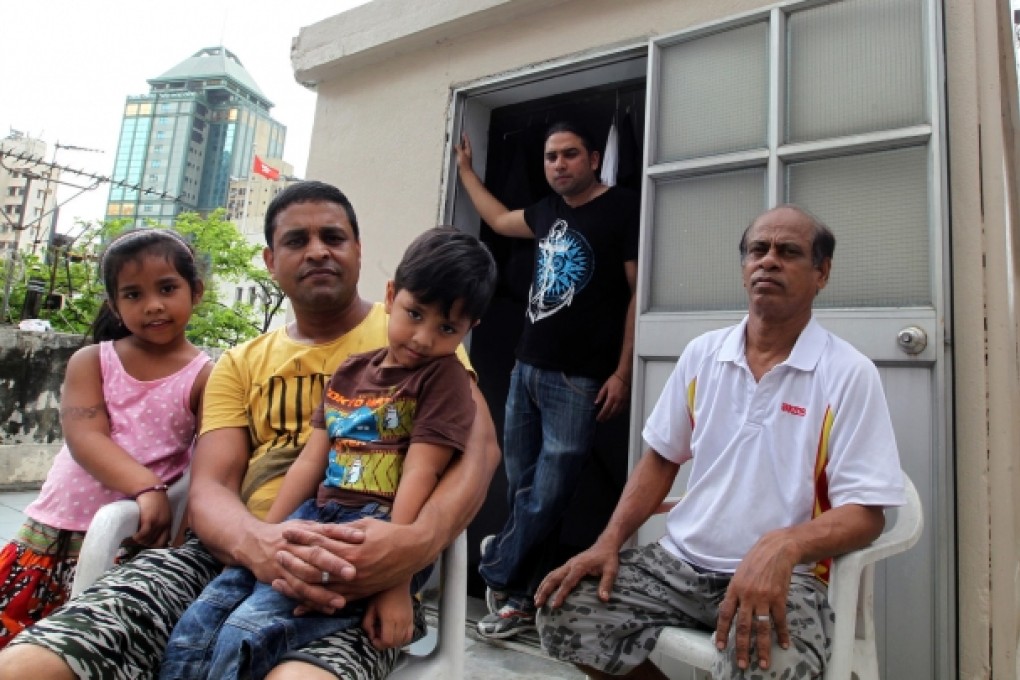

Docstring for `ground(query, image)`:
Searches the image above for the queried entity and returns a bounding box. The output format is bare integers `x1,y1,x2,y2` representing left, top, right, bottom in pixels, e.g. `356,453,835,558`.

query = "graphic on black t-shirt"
528,219,594,322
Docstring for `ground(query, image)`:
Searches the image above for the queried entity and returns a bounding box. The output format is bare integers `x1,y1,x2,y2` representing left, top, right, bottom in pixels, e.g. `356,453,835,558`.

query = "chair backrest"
652,473,924,680
824,473,923,680
71,470,190,597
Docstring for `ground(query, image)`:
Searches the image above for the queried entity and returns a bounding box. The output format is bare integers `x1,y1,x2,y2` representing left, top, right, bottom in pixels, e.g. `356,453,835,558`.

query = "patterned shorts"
7,536,423,680
537,542,834,679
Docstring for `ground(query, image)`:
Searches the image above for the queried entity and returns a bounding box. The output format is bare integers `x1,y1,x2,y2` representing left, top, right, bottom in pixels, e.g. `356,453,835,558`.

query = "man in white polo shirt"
534,204,904,680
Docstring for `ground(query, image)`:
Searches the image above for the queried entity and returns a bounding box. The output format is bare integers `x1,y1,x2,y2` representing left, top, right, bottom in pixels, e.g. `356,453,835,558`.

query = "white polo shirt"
643,316,904,576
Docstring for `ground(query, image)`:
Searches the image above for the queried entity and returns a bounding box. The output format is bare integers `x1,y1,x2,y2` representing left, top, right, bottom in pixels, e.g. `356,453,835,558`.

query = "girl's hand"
362,584,415,650
132,489,173,547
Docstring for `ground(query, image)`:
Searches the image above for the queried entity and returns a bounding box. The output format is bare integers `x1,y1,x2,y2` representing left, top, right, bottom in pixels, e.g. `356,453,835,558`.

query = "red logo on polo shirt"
781,402,807,417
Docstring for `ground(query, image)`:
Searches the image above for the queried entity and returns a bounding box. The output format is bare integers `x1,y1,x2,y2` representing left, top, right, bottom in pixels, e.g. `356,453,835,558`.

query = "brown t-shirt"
310,349,475,506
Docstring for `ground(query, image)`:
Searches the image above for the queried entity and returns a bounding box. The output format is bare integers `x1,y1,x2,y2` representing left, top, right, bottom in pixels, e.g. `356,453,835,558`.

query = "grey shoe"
485,585,509,615
479,535,508,614
476,600,536,639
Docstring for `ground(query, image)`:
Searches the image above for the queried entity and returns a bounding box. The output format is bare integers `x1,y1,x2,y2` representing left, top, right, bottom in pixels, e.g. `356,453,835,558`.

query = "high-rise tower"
0,131,60,254
105,46,286,226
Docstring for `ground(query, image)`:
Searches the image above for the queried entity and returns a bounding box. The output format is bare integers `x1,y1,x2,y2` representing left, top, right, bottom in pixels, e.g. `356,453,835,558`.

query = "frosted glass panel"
649,169,765,311
655,22,768,163
786,146,929,307
787,0,925,143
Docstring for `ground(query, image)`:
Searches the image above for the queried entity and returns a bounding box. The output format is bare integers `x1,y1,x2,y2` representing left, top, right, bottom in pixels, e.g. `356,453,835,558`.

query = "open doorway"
448,55,647,606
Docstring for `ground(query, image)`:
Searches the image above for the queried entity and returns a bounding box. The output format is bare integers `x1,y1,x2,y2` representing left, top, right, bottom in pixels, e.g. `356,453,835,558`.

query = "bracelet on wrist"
611,373,629,385
131,483,169,500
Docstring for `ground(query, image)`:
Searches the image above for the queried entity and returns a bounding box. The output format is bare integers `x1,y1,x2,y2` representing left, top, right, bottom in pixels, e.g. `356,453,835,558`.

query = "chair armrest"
71,499,140,597
71,471,191,597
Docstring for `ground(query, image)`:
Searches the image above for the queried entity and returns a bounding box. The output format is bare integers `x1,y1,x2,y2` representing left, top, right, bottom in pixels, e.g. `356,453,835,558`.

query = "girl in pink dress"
0,228,213,646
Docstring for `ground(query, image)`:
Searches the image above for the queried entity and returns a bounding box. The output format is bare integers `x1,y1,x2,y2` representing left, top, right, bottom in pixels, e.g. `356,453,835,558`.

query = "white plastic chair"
71,479,467,678
651,474,923,680
389,531,467,679
71,470,191,597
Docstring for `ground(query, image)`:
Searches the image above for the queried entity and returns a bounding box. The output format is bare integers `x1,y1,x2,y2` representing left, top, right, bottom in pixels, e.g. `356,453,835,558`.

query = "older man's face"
741,207,830,321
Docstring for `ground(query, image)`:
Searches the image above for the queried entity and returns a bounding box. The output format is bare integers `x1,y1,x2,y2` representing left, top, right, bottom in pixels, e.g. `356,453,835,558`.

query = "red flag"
253,155,280,180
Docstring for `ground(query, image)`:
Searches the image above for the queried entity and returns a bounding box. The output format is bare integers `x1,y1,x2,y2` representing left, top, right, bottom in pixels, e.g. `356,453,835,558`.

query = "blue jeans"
479,361,601,599
160,500,430,680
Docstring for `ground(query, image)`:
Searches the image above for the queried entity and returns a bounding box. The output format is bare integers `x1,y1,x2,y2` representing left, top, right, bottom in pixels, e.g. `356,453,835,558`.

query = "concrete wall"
0,327,81,488
294,0,760,301
294,0,1020,676
0,328,224,490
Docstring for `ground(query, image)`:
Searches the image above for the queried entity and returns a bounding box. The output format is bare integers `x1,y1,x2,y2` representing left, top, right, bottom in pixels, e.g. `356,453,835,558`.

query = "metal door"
632,0,950,676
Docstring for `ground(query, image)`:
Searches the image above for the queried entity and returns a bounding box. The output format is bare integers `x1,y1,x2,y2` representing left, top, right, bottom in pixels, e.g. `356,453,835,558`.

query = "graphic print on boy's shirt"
323,392,416,499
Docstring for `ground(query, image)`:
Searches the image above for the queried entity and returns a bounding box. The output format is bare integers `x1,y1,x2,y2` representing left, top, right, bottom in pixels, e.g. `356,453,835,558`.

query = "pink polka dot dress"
26,341,212,532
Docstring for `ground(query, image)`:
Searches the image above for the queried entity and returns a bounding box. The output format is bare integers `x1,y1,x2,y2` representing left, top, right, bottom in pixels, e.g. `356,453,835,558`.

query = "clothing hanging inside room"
601,117,619,187
615,109,641,191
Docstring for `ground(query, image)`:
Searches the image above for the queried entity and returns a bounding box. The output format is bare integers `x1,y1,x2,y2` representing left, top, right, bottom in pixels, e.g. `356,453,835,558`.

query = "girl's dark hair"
394,227,497,321
87,228,201,343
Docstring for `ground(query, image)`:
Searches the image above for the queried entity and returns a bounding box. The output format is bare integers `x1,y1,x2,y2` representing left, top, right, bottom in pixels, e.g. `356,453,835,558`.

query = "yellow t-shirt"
200,303,472,519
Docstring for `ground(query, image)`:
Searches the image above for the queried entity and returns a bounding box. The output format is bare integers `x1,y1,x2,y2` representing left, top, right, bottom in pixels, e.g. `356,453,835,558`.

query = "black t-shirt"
517,187,639,379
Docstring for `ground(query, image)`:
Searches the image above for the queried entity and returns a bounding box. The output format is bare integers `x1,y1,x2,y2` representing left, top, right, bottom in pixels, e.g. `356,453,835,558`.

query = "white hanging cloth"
600,120,619,187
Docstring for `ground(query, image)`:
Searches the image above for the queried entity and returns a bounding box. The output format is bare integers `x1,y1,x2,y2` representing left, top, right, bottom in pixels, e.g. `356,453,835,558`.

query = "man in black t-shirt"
455,122,639,639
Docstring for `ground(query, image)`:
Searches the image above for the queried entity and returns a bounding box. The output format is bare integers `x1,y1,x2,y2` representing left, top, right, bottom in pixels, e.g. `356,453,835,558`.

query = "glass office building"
106,47,286,225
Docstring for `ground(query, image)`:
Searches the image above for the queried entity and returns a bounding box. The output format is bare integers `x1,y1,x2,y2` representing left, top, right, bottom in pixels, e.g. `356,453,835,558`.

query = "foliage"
0,210,284,348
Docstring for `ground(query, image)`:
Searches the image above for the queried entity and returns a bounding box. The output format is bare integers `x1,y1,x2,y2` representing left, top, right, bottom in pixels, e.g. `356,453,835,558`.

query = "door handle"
896,326,927,355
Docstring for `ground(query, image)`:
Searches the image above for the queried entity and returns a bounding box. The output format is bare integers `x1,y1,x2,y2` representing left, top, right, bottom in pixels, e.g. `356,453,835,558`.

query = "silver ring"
320,570,330,585
755,614,771,622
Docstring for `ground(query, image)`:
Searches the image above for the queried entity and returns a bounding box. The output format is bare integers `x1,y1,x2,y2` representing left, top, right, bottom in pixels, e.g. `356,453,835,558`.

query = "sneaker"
476,600,536,639
479,535,508,614
485,585,509,615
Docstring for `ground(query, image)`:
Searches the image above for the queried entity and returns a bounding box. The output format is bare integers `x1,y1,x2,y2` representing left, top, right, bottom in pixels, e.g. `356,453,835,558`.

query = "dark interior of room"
465,77,647,600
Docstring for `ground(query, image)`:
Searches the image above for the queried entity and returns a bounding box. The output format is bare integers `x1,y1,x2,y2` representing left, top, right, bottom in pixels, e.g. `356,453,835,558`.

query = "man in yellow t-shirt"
0,181,500,680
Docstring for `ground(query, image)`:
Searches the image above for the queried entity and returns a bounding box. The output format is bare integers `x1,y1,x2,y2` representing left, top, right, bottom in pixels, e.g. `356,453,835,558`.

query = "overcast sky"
1,0,370,232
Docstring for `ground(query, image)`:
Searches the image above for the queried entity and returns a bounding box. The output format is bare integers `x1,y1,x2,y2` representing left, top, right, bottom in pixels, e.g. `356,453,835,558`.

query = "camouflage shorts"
7,536,422,680
536,542,833,678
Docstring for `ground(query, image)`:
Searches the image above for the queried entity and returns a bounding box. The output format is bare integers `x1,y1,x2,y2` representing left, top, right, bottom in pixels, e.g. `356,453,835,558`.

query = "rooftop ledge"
291,0,570,87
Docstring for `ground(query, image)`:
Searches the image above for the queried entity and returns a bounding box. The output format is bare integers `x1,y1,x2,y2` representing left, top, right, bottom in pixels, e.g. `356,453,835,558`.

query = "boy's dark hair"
544,121,597,155
264,180,359,247
90,228,202,343
394,227,497,322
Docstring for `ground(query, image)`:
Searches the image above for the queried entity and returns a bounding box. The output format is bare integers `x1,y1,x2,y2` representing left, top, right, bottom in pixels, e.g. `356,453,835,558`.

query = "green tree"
171,210,282,347
4,210,284,348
